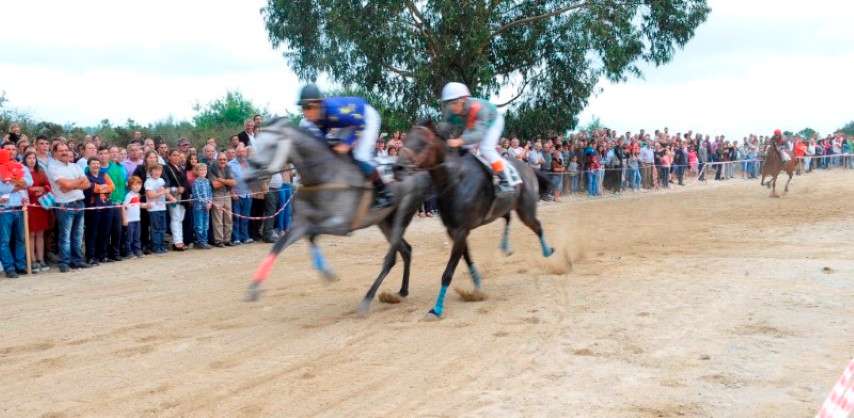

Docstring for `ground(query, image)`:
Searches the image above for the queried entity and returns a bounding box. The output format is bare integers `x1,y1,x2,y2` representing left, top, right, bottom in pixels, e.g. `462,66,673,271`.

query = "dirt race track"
1,170,853,417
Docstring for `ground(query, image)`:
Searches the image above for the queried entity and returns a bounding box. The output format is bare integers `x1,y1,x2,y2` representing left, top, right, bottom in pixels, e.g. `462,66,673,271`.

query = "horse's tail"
533,169,551,194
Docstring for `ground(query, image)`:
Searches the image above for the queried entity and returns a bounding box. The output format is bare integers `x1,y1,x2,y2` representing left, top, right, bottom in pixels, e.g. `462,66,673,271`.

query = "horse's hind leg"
784,171,793,193
309,234,337,281
398,239,412,297
515,203,554,258
499,213,513,256
360,221,409,314
246,223,308,301
359,242,399,315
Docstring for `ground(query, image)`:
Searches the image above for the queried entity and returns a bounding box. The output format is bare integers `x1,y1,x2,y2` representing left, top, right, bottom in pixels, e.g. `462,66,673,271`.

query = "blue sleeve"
23,168,33,188
0,181,13,195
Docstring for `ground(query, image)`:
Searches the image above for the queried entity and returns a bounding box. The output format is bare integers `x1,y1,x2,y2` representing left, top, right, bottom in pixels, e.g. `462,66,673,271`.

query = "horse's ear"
417,118,435,130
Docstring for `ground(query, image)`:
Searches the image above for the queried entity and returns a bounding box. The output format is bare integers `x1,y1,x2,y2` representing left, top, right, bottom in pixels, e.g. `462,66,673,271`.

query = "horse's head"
400,120,447,170
245,117,293,181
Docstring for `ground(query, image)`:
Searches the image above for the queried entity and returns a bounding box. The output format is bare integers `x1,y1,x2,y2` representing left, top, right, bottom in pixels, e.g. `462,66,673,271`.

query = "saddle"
471,153,523,191
462,152,518,223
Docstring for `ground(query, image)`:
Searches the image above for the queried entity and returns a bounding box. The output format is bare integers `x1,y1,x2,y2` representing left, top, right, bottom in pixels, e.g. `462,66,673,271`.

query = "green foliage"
839,121,854,136
263,0,709,135
192,91,264,131
0,90,265,149
797,127,818,139
33,121,64,138
505,107,572,140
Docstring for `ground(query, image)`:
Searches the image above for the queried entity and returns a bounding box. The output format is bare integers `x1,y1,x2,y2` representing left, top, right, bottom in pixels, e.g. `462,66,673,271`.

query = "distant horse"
760,145,795,197
400,122,555,319
243,117,431,314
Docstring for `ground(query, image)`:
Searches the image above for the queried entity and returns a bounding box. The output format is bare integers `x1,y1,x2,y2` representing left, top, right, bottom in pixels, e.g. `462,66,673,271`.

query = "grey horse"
243,117,431,314
400,122,555,319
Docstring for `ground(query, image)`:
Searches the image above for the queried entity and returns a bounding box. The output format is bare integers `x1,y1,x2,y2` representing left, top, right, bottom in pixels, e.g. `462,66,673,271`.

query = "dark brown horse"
400,122,555,319
760,145,796,197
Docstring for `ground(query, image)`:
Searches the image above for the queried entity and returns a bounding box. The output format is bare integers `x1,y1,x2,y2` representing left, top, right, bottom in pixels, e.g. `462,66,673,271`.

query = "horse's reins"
399,126,465,200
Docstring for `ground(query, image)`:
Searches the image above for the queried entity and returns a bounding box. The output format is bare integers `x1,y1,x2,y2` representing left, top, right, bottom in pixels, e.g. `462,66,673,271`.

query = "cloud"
2,0,852,137
577,0,854,137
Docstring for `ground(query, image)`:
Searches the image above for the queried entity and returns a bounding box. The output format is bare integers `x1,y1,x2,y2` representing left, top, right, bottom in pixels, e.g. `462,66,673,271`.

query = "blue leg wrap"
500,225,511,253
310,244,328,272
354,160,376,178
431,285,449,317
539,236,554,257
468,264,482,289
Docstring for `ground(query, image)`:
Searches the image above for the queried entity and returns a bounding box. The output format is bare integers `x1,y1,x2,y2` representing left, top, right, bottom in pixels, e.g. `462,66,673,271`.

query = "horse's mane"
265,116,335,156
415,118,452,141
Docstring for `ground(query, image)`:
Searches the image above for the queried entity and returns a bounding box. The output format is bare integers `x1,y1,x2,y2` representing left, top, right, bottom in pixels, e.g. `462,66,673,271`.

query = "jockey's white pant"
777,145,791,162
466,111,508,172
353,105,381,165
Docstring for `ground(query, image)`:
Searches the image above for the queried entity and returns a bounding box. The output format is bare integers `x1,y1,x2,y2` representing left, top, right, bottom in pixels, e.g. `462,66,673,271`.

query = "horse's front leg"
784,171,793,193
246,223,308,301
770,176,780,198
455,243,487,302
425,230,469,320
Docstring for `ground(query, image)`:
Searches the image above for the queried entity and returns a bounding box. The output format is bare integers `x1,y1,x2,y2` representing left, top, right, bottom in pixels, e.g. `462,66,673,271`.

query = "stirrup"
496,179,514,193
372,190,393,208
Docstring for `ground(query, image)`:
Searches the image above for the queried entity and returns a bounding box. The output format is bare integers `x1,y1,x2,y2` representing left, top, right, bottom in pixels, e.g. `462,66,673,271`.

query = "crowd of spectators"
491,129,854,200
0,118,293,278
2,120,852,279
371,128,853,211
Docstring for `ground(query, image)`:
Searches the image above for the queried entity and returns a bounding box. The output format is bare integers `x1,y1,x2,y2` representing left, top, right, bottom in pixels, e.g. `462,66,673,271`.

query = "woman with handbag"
24,151,52,272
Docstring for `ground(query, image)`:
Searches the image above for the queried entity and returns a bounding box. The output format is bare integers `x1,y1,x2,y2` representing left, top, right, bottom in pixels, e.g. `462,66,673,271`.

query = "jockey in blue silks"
297,83,392,208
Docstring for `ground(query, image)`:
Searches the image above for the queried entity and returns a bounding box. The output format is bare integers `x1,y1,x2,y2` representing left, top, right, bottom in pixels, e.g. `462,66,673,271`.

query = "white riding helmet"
441,82,471,102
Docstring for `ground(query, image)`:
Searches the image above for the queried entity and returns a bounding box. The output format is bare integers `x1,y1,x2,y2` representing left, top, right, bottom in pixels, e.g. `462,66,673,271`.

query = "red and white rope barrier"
817,358,854,418
218,192,294,220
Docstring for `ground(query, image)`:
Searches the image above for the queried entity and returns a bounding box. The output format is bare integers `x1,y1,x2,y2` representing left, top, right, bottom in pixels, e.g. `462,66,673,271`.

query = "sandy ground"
1,170,853,418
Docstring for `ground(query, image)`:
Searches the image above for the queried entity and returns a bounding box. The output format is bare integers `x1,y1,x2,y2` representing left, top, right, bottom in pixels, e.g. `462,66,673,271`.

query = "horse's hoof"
321,270,339,282
543,246,555,258
357,300,371,317
378,291,402,304
501,249,514,257
422,310,442,321
245,284,263,302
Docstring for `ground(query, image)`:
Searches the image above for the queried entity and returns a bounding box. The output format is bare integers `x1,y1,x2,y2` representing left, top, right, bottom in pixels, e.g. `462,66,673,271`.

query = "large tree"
263,0,709,132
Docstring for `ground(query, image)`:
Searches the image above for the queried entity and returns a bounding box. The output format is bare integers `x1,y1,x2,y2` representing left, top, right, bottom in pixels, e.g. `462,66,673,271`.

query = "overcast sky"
2,0,852,139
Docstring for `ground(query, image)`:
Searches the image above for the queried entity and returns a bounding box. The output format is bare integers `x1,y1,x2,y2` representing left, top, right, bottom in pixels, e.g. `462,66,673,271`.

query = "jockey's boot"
370,172,393,208
496,169,514,193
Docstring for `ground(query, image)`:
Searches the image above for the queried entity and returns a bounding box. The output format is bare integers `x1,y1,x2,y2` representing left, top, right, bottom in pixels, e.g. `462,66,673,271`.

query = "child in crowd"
144,164,175,254
123,176,148,258
568,155,579,194
191,163,213,249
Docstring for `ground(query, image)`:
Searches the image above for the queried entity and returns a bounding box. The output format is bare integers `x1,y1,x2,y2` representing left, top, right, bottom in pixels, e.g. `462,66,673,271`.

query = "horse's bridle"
399,126,443,171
